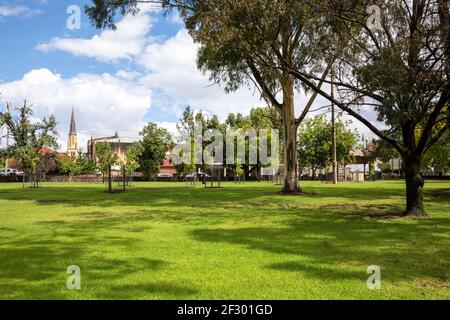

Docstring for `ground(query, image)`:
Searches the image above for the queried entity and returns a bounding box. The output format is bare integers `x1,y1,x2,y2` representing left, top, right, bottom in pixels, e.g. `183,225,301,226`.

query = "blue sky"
0,0,263,149
0,0,179,80
0,0,372,151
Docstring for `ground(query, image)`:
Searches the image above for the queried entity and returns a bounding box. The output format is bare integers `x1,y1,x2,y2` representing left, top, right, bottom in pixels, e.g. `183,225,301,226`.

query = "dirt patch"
268,191,316,196
428,189,450,197
321,204,361,211
366,212,405,220
321,203,405,220
104,190,128,194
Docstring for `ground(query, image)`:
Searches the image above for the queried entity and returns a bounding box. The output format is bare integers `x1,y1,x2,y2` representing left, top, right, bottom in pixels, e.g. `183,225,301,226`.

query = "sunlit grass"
0,180,449,299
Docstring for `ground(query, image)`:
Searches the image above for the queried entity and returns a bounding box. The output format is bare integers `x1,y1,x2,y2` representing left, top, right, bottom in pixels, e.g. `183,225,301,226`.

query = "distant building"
87,133,133,163
159,152,177,176
67,108,78,158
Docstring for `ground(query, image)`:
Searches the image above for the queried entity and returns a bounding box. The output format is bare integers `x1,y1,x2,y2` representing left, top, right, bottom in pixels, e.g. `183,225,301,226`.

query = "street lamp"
200,113,209,187
0,126,10,172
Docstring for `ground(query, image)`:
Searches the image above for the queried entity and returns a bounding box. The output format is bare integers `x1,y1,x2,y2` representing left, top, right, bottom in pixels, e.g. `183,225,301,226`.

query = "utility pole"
331,68,338,184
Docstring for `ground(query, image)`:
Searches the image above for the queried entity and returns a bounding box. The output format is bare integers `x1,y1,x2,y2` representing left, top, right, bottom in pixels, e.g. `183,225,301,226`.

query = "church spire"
67,108,78,158
69,107,77,135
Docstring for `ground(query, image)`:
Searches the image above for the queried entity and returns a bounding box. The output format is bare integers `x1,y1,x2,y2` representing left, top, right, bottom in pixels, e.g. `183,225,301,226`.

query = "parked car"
15,170,24,177
157,173,174,178
186,172,210,180
0,168,17,176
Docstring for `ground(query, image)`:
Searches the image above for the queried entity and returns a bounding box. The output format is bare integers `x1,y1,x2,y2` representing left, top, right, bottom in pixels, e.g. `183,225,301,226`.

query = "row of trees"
173,105,359,182
174,105,284,180
0,101,173,191
49,121,173,193
86,0,450,216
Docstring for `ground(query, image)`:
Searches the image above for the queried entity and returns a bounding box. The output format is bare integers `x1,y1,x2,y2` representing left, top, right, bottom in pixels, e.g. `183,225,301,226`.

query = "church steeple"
67,108,78,158
69,108,77,135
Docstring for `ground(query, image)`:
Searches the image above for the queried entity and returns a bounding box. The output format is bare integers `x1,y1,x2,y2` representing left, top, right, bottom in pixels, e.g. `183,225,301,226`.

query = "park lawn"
0,180,449,300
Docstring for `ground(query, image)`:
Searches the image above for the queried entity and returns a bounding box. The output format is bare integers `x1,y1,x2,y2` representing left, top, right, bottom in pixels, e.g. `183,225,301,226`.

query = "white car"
15,170,25,176
0,168,17,176
157,173,174,178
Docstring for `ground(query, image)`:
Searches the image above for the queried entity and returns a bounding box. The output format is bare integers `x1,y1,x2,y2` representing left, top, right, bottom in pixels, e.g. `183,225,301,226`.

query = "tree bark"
403,155,427,217
123,165,126,192
278,16,300,194
281,77,300,193
108,165,112,193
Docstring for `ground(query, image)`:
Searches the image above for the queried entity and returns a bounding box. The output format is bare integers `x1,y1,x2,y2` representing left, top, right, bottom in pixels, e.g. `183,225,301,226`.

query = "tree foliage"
138,122,173,180
0,101,58,187
298,115,358,178
286,0,450,216
85,0,332,193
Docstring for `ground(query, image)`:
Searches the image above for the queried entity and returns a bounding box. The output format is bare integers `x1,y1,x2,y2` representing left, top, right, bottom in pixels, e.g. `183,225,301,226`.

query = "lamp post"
331,68,338,184
200,113,209,187
1,104,10,173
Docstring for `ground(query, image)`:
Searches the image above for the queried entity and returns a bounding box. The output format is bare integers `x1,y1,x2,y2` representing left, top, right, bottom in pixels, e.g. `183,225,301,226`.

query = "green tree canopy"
138,122,173,180
298,115,358,178
0,101,58,187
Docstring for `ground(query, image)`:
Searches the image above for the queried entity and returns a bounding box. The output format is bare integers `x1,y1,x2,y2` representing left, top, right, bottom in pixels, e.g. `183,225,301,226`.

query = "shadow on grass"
0,214,198,299
190,215,450,285
0,182,449,298
0,182,429,211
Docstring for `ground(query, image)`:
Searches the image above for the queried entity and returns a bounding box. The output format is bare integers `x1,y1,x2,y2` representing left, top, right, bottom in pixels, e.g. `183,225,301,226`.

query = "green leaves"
298,115,358,171
95,142,119,174
0,101,58,176
138,122,173,179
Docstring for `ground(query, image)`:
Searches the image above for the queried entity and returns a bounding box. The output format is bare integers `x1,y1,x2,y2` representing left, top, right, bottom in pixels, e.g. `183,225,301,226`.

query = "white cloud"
138,29,265,120
116,70,142,81
36,13,152,62
156,121,178,137
0,5,42,20
0,69,152,151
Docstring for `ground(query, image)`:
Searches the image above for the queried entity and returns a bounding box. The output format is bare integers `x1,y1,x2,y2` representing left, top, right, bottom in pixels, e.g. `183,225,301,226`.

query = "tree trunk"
281,88,300,193
283,100,300,193
123,166,126,192
108,165,112,193
403,155,427,217
280,17,300,194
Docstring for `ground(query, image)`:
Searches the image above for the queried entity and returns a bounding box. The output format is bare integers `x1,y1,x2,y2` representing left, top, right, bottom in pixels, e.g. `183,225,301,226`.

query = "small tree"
121,142,143,188
138,123,173,180
58,155,81,181
76,148,96,174
0,101,58,188
298,115,358,180
95,142,118,192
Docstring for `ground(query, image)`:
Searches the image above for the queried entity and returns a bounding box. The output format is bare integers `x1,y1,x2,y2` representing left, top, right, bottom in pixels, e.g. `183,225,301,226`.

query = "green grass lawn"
0,180,449,300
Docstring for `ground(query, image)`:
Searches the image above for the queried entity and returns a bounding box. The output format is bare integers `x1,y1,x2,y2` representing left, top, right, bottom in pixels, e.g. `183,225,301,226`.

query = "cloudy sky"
0,0,376,152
